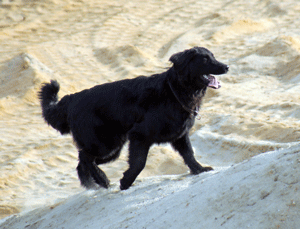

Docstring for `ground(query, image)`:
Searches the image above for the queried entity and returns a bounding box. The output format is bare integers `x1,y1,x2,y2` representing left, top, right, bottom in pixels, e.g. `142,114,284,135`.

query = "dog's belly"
129,113,195,144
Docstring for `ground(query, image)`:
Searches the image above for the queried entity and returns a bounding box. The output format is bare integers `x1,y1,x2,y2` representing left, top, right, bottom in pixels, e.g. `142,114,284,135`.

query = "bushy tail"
38,80,71,135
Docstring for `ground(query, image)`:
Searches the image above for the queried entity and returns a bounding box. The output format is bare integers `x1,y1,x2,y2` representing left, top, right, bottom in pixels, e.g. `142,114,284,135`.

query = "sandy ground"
1,146,299,229
0,0,299,227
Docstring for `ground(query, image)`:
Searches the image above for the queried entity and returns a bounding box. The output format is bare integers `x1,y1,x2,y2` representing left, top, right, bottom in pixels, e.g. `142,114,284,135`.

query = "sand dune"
0,0,299,226
1,145,299,229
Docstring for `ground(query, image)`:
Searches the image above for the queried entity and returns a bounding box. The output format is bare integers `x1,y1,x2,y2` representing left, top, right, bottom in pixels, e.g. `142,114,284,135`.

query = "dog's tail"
38,80,71,135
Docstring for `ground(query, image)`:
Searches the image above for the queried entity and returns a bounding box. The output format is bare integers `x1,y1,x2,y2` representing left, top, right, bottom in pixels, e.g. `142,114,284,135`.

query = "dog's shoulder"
135,72,170,108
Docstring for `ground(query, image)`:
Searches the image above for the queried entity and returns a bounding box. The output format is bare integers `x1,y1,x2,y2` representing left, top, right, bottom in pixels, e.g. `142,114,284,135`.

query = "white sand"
0,0,299,227
1,146,299,228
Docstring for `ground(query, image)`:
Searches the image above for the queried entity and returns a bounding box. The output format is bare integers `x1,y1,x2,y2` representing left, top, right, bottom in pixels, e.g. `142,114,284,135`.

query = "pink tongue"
208,75,221,89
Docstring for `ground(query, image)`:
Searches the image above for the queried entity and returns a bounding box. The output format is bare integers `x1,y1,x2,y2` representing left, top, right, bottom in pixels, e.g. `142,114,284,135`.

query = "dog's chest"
174,116,195,138
156,115,195,143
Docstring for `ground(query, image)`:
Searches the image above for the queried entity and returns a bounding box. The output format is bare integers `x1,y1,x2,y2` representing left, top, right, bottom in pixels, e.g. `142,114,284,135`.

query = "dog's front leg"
120,140,150,190
171,134,213,174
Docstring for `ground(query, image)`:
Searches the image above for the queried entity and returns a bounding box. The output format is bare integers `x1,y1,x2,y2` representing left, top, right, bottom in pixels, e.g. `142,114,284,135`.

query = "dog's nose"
226,65,229,71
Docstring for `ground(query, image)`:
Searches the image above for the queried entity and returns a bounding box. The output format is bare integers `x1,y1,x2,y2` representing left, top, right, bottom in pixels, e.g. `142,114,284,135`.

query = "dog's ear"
169,48,197,74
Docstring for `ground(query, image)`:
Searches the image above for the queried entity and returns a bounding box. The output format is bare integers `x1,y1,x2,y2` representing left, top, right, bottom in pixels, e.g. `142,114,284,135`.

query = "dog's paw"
120,179,130,190
191,166,213,174
202,166,213,172
120,183,129,191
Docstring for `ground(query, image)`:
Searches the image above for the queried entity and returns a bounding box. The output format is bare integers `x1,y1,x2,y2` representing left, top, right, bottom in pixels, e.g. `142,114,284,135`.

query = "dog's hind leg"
95,148,122,165
76,161,96,189
77,150,110,189
120,140,150,190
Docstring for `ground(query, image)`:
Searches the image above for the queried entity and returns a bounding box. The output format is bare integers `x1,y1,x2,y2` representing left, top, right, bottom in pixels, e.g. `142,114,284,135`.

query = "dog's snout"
225,65,229,72
219,63,229,74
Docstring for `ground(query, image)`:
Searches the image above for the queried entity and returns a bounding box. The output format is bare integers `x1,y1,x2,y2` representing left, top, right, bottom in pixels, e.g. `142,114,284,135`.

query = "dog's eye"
203,57,208,64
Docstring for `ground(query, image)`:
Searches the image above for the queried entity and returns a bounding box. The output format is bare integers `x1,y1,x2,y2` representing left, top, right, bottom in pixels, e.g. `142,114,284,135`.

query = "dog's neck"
167,68,207,116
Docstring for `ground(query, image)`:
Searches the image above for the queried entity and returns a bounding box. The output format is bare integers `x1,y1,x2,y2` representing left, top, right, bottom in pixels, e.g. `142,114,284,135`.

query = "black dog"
39,47,228,190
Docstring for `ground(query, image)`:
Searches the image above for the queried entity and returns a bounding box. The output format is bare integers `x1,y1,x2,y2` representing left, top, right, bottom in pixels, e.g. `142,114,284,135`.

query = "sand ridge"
0,0,300,220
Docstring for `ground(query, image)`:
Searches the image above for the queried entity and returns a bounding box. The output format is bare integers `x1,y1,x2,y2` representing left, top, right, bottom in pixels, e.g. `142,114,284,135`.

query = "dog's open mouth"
204,75,221,89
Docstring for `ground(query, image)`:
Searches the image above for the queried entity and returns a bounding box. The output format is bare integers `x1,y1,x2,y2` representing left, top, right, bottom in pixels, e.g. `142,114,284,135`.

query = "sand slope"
1,145,299,229
0,0,300,225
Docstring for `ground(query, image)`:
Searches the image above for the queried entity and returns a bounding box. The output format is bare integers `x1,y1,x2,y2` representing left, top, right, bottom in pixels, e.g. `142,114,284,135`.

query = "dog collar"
167,80,201,120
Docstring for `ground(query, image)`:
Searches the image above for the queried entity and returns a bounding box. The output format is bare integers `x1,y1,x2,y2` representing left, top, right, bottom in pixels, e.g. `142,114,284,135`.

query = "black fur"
39,47,229,190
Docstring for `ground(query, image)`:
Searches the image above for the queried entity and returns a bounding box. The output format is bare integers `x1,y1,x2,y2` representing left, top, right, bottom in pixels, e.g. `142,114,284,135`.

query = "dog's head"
169,47,229,89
